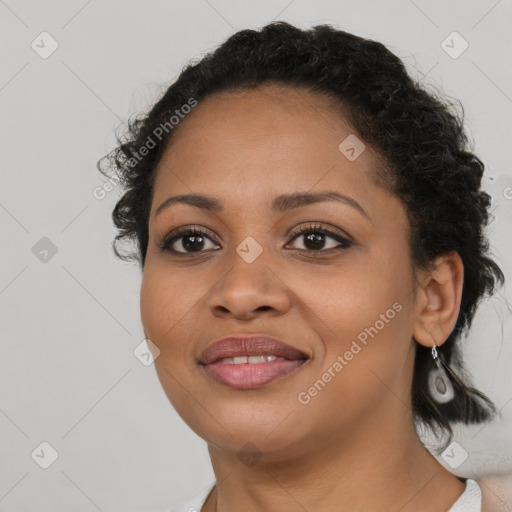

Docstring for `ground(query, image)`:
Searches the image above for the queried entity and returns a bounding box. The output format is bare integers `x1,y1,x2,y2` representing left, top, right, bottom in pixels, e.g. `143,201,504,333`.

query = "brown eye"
287,224,352,252
160,227,220,254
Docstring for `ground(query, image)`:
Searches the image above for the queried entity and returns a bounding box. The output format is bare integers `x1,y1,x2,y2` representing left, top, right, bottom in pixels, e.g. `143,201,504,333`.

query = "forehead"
159,84,358,161
150,84,390,219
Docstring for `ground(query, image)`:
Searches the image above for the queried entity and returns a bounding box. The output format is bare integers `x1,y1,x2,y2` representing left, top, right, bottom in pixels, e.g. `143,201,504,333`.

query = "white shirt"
169,478,482,512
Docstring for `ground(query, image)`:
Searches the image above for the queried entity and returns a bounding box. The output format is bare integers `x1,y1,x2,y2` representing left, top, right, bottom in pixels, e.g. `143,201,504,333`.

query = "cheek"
140,267,205,415
140,262,221,379
303,255,408,333
304,249,414,371
140,266,194,359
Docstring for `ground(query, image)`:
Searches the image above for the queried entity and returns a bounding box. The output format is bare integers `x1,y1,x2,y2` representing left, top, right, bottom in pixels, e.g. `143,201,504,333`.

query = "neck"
203,405,465,511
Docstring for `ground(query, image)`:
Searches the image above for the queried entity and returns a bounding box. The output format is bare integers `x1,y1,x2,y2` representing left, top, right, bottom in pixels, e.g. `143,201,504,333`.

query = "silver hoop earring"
428,344,455,404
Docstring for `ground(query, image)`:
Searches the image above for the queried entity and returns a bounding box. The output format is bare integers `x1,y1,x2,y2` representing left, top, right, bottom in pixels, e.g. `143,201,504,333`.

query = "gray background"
1,1,511,511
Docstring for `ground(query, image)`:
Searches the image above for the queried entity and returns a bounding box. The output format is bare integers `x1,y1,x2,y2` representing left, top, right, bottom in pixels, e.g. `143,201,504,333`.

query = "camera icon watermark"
338,134,365,161
133,338,160,366
31,32,59,59
236,236,263,263
441,31,469,59
31,441,59,469
32,237,58,263
237,442,262,467
441,441,469,469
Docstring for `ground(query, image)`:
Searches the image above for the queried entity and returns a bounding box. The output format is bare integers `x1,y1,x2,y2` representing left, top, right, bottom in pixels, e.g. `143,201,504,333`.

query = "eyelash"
158,223,352,256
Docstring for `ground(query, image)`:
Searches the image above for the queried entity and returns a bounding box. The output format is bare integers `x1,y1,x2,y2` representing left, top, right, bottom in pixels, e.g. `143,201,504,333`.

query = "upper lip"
199,335,309,365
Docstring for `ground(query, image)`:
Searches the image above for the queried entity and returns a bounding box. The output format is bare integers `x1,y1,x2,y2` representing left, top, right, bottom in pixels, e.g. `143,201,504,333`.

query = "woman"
98,21,504,511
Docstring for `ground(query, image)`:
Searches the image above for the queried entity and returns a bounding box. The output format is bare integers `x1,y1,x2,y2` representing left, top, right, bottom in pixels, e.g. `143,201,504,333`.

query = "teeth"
248,355,266,363
218,354,283,364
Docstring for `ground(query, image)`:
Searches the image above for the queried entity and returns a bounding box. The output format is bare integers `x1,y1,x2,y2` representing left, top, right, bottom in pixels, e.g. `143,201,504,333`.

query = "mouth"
198,335,310,390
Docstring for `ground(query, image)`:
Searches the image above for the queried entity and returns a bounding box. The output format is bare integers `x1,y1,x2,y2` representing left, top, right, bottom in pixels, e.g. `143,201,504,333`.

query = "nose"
207,250,292,321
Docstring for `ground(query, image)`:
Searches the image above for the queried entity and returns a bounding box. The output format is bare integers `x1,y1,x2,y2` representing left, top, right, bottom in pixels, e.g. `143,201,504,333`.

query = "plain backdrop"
1,1,511,511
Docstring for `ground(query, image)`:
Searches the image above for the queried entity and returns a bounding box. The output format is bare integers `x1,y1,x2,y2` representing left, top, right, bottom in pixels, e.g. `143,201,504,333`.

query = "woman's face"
140,84,421,459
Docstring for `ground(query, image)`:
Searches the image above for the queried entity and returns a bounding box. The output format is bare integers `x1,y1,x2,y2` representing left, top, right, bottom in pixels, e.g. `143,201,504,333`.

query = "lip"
199,335,310,390
199,335,309,364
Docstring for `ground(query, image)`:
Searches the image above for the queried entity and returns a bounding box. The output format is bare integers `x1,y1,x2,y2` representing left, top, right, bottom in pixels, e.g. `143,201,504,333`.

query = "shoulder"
167,483,215,512
447,478,482,512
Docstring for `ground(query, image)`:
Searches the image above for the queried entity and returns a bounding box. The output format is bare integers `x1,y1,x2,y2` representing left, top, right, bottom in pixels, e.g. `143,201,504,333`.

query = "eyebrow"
155,191,369,220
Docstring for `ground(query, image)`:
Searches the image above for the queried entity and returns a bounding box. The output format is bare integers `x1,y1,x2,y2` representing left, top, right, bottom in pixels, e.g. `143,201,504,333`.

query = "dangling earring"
428,343,455,404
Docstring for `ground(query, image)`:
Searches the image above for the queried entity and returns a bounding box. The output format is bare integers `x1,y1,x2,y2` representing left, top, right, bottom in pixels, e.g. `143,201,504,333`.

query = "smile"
201,357,308,390
198,335,310,390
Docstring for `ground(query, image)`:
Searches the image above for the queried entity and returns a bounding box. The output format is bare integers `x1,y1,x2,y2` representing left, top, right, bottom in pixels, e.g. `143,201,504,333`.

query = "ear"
412,251,464,348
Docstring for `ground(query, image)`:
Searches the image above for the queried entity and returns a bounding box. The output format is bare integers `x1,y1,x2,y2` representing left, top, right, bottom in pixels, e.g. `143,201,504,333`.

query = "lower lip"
201,359,307,390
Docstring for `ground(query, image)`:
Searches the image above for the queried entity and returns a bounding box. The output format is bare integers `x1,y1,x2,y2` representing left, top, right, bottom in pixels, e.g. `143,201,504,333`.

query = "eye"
286,223,352,252
159,226,220,254
158,223,352,256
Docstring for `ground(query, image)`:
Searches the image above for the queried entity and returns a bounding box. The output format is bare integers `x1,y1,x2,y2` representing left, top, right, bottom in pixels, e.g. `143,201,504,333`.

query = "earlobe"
412,251,464,349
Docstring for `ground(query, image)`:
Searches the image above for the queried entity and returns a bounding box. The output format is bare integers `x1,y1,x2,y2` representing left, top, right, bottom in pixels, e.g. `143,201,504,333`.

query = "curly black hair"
97,21,505,444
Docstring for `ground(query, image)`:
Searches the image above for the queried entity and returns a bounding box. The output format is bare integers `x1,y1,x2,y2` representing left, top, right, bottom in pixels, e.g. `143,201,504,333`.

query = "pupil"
305,233,325,250
183,235,204,252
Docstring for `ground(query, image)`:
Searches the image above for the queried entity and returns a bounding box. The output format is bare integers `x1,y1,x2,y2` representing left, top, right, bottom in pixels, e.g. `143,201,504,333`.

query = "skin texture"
140,84,466,511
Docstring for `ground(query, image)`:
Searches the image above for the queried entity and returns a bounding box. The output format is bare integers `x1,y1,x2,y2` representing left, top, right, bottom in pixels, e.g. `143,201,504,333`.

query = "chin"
185,403,304,451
